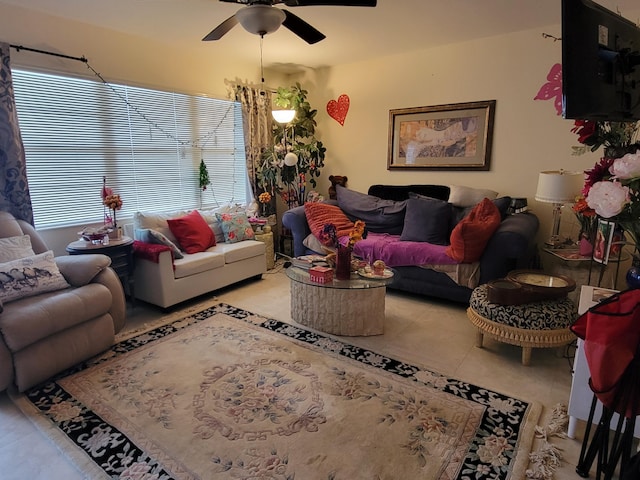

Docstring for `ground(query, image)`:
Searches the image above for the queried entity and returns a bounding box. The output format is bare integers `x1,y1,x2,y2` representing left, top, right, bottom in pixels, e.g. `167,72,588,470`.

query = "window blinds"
12,69,249,229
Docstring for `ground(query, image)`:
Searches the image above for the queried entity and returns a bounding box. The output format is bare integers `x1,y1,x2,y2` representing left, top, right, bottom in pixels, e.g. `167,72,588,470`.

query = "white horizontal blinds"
12,69,248,229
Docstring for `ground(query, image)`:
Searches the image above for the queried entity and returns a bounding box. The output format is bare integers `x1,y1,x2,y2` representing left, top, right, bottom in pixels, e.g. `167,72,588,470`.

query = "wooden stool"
467,284,577,366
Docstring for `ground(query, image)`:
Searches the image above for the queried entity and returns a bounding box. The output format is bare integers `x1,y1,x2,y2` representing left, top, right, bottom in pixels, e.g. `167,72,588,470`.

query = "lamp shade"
535,170,583,204
236,5,285,36
272,109,296,124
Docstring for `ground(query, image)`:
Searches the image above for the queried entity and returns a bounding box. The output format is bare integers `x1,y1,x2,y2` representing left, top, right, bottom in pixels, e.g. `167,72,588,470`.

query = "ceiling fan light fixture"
236,5,286,36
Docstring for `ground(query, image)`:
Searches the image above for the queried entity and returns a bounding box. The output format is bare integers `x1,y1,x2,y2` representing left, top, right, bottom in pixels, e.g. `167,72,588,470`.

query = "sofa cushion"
214,240,265,264
0,235,35,262
137,228,184,259
134,210,187,246
399,193,452,245
304,202,354,244
445,198,501,263
168,210,216,254
199,209,227,244
215,212,255,243
0,251,70,304
448,185,498,207
335,185,407,234
0,283,112,351
173,251,225,279
451,196,512,227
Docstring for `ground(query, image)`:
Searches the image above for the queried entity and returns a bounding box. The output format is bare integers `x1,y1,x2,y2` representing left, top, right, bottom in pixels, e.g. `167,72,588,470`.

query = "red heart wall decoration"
326,94,350,126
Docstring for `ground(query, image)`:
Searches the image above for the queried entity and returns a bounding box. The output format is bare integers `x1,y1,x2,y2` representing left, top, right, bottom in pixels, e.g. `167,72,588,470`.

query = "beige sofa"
0,211,126,392
130,208,266,309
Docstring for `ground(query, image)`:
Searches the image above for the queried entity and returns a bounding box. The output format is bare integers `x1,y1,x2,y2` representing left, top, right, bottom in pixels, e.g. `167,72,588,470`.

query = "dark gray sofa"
281,184,539,304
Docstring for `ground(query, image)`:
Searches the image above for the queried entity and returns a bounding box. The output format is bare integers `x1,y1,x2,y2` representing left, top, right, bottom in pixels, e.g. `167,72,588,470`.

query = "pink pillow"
167,210,216,254
304,202,354,244
445,198,501,263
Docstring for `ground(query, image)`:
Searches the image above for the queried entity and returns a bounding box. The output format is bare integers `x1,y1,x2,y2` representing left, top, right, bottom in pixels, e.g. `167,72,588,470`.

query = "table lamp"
535,169,583,246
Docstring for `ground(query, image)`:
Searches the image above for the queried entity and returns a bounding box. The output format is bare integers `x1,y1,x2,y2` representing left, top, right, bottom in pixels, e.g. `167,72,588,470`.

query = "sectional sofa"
282,184,539,304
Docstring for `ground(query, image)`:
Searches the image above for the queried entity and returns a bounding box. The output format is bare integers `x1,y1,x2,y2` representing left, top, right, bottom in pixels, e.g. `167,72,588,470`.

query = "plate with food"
358,260,393,279
357,268,394,279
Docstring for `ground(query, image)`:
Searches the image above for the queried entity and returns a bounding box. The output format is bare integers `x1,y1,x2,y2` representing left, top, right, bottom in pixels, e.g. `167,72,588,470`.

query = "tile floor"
0,265,610,479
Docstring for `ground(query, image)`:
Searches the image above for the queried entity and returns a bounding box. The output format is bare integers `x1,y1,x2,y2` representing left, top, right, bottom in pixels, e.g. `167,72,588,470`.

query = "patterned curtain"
232,84,273,197
0,42,33,224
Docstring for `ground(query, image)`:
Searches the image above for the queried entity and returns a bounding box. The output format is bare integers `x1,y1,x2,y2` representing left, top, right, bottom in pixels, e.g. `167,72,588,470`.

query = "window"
12,69,250,229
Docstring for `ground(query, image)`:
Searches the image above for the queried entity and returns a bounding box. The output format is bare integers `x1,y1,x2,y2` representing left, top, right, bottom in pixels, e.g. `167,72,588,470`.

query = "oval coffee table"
286,266,393,336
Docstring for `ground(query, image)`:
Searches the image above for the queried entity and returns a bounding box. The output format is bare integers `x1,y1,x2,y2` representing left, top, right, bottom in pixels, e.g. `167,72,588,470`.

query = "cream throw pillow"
448,185,498,208
0,235,35,262
0,251,70,304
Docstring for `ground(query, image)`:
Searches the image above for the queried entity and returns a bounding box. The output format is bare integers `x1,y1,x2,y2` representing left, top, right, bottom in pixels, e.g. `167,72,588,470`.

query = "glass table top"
285,266,394,290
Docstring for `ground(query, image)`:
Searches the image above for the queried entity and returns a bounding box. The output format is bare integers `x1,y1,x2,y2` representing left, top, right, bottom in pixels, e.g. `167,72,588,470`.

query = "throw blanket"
353,233,480,288
133,240,172,263
352,232,457,267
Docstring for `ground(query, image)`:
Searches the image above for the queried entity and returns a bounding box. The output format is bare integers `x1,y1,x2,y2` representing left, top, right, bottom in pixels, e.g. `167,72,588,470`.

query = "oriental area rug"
11,303,541,479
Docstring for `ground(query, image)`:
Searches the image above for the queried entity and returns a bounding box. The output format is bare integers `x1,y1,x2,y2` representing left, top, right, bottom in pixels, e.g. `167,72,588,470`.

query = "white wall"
288,26,606,246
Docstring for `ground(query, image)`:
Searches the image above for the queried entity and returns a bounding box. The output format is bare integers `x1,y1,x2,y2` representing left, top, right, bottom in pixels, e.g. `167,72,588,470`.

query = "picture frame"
387,100,496,170
593,218,619,265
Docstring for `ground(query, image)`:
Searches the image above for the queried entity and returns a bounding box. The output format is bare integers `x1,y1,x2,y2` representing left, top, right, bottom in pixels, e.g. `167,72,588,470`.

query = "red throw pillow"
167,210,216,254
304,202,354,244
445,198,501,263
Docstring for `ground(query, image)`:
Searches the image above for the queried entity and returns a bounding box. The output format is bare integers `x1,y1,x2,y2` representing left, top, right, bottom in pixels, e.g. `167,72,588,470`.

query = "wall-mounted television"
562,0,640,121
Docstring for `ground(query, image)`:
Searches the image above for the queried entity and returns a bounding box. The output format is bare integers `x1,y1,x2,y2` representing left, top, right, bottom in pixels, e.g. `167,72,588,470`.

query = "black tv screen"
562,0,640,121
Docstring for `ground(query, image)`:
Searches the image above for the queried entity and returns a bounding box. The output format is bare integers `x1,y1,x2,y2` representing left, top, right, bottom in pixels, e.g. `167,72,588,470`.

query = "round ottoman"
467,284,577,366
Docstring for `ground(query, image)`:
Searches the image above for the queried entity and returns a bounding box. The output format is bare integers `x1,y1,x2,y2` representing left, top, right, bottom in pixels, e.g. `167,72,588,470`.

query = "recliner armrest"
55,254,112,287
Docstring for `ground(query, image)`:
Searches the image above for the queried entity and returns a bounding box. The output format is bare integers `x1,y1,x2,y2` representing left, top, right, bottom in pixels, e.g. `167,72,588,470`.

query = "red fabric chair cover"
571,289,640,418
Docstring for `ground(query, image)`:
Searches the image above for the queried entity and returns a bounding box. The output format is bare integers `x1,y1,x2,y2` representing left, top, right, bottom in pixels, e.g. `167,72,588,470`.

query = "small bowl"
82,233,106,242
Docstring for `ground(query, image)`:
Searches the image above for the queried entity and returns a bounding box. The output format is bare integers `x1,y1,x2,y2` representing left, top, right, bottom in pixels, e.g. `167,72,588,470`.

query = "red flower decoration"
583,157,615,194
571,120,598,145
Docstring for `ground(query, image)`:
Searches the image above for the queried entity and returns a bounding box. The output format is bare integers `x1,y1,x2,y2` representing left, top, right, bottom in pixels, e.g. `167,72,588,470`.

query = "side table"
254,231,275,270
541,247,623,303
66,236,135,305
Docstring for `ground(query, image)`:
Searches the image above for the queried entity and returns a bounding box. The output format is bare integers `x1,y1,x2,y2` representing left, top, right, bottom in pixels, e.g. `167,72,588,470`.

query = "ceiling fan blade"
282,9,325,44
202,15,239,41
283,0,376,6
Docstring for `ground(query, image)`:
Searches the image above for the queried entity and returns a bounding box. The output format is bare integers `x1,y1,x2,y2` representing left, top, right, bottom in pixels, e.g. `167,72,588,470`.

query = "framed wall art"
387,100,496,170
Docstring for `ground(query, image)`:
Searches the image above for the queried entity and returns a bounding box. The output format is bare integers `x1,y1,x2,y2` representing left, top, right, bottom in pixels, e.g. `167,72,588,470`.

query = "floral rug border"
17,303,539,480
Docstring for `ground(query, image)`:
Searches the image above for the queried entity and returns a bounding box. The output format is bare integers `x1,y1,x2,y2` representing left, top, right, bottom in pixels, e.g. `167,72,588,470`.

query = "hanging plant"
257,83,326,206
199,159,211,191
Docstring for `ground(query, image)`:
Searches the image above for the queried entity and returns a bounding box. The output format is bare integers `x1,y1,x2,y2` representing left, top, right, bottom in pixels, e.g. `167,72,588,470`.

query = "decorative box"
309,266,333,284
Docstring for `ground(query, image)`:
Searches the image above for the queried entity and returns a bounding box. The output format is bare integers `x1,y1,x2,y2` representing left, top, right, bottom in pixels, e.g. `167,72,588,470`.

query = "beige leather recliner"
0,211,126,392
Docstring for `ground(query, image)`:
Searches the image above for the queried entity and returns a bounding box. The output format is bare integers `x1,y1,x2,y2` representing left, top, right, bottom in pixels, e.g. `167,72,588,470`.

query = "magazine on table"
292,255,329,270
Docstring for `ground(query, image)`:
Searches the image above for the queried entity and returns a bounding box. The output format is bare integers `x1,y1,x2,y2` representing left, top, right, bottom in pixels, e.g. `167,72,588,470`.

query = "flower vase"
626,255,640,289
335,245,352,280
578,234,593,256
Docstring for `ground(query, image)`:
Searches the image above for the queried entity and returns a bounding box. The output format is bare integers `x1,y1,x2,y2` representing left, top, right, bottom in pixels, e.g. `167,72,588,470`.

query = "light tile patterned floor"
0,266,601,479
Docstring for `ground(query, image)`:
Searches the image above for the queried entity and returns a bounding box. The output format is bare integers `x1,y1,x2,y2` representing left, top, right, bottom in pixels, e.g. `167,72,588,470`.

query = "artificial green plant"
257,83,326,205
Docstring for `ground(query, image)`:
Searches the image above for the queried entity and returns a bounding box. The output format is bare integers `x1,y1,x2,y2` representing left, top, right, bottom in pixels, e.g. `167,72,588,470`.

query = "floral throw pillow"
215,212,255,243
0,251,70,304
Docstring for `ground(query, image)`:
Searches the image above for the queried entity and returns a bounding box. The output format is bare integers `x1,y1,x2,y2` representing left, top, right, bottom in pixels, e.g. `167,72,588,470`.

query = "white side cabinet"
567,285,640,438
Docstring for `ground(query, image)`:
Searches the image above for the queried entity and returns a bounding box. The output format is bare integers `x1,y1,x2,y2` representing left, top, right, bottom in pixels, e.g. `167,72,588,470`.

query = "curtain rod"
9,44,87,63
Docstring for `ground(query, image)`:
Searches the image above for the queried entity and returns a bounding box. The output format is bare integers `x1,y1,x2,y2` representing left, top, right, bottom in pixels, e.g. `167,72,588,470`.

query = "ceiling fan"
202,0,377,45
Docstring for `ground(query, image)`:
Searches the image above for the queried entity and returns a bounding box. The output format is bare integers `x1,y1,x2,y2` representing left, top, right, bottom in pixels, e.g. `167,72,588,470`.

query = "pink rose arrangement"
584,149,640,248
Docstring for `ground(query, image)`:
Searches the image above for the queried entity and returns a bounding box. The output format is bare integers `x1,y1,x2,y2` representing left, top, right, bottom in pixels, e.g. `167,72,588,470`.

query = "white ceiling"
2,0,639,71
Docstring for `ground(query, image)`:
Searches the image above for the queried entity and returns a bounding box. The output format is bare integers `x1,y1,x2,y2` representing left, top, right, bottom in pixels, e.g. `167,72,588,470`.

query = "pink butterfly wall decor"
534,63,563,116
